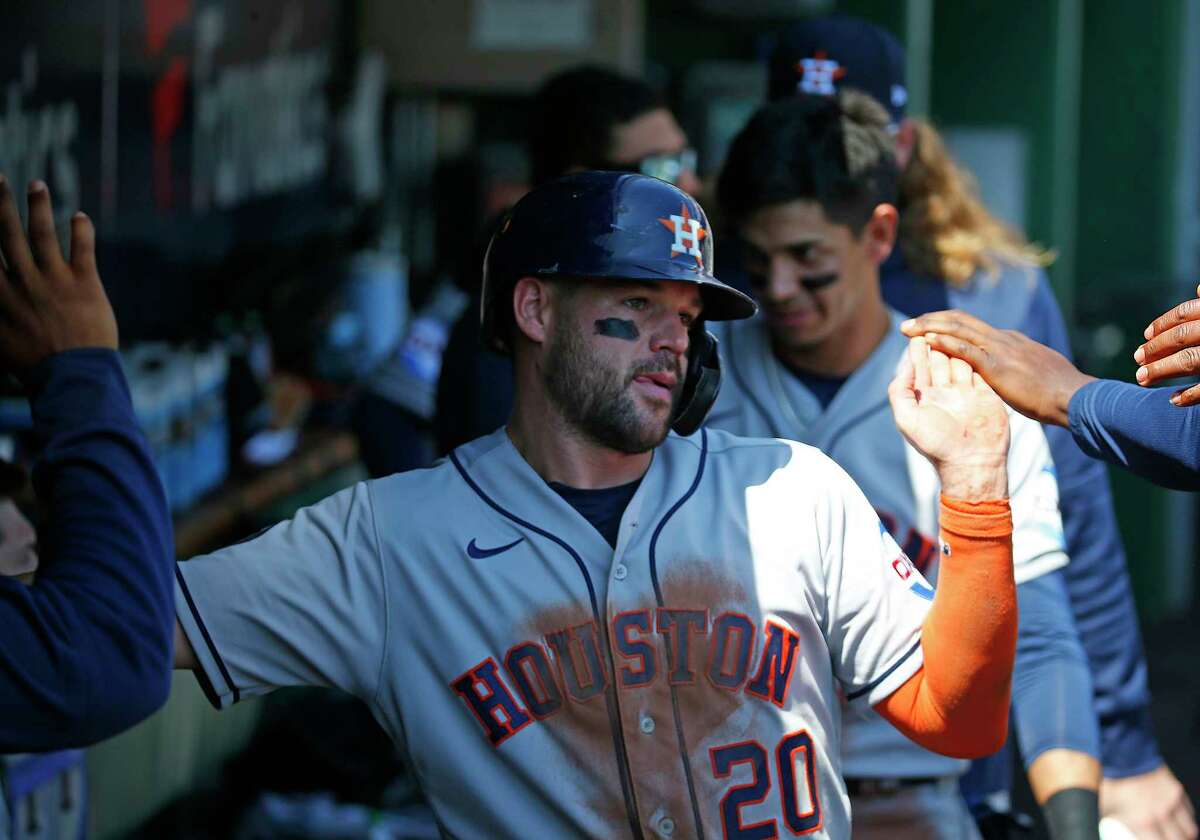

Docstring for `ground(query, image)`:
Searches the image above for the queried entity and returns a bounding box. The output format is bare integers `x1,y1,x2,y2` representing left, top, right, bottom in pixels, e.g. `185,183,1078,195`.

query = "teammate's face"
608,109,702,197
740,200,892,355
542,280,700,454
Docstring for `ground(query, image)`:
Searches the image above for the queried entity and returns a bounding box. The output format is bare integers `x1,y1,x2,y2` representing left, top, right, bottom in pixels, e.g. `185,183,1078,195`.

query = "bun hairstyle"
717,90,898,235
898,118,1054,285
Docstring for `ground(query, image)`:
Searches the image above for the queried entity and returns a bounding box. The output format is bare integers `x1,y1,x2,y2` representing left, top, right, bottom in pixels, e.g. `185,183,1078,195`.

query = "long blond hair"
898,118,1054,285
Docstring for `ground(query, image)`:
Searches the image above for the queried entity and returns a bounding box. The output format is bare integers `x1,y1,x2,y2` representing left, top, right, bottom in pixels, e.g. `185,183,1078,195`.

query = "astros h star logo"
796,49,847,96
658,203,707,269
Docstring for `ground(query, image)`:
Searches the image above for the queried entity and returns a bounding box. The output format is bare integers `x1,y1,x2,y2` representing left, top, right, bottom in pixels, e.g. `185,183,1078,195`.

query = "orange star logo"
659,203,708,269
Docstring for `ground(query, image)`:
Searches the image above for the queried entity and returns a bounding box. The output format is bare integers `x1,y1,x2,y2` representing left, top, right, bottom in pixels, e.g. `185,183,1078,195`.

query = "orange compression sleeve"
873,496,1017,759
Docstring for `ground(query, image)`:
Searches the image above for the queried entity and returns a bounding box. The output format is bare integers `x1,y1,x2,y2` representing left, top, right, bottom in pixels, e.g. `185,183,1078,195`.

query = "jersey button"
639,715,655,734
613,563,628,581
657,816,675,837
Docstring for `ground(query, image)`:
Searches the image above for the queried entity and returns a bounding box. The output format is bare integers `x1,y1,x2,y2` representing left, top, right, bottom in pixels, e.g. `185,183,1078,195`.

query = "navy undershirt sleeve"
1023,279,1161,776
1011,571,1100,766
1069,379,1200,491
0,349,174,751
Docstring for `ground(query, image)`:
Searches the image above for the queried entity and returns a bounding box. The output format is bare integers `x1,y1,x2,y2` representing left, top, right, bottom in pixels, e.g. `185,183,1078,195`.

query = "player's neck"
507,387,652,490
772,297,891,378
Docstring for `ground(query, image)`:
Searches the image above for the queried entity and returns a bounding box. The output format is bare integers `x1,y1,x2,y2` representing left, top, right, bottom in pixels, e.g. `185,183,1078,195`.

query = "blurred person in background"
0,178,175,756
433,64,702,457
765,16,1194,840
713,90,1099,840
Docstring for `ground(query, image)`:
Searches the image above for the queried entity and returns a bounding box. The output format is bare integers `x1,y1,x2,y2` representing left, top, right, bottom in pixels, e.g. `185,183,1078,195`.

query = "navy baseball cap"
767,16,908,126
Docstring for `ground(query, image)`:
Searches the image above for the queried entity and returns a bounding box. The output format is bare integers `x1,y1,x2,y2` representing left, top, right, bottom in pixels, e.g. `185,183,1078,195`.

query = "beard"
543,324,683,455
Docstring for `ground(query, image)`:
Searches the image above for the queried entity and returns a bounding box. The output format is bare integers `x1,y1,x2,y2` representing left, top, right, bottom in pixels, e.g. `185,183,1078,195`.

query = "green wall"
1073,0,1193,616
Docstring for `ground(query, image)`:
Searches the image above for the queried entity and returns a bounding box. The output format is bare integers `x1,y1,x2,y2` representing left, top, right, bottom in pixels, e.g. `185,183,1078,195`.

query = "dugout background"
2,0,1198,836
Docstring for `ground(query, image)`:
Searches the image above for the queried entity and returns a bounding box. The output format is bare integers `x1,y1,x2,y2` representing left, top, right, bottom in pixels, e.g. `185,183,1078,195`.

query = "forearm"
875,497,1016,758
1068,380,1200,490
0,350,175,750
1045,423,1162,777
1029,750,1101,803
1012,571,1100,769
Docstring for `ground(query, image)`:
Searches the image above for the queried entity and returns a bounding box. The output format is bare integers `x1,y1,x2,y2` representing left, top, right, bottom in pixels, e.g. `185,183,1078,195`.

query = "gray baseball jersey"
708,312,1068,780
175,425,939,838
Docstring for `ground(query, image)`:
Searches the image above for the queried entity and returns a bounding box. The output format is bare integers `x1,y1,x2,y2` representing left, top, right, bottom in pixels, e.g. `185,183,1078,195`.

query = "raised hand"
1136,283,1200,405
900,309,1094,428
888,336,1010,501
0,177,118,374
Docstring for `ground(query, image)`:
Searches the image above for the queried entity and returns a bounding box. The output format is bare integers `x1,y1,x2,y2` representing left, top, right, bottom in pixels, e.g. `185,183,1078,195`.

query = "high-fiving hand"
899,310,1095,428
0,177,118,375
888,336,1010,501
1136,283,1200,405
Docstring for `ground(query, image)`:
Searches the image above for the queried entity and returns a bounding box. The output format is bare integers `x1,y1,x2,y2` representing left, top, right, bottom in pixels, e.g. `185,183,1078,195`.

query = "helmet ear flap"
671,329,722,436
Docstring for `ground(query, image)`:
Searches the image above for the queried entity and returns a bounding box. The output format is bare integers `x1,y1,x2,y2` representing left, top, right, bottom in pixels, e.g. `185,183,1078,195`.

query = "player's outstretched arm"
873,338,1017,758
906,311,1200,489
0,178,175,750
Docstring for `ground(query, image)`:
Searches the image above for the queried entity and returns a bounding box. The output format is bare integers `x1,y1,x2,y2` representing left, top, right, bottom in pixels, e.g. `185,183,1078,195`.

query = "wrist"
936,461,1008,501
1051,372,1096,428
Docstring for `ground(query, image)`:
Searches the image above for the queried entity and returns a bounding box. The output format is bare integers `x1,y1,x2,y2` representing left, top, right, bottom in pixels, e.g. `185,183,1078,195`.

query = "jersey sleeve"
175,480,388,709
1068,380,1200,491
1006,411,1069,583
0,350,174,751
812,453,934,706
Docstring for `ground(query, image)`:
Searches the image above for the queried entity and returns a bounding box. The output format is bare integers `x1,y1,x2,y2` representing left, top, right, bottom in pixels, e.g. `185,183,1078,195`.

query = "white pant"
850,777,981,840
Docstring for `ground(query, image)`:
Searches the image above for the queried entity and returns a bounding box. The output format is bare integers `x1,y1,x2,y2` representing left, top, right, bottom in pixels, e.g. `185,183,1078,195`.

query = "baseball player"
434,64,705,459
762,17,1194,840
710,93,1099,840
175,171,1018,839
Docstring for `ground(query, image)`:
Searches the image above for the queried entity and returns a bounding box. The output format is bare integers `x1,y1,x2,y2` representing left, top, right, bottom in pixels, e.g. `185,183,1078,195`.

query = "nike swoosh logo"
466,537,525,559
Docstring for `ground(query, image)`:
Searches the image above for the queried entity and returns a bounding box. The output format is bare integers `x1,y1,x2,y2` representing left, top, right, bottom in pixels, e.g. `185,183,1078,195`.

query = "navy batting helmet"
480,171,757,435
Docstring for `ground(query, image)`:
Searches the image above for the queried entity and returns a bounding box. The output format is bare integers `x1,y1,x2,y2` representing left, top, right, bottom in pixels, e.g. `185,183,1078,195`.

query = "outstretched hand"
888,336,1010,501
900,309,1094,428
1136,283,1200,405
0,176,118,375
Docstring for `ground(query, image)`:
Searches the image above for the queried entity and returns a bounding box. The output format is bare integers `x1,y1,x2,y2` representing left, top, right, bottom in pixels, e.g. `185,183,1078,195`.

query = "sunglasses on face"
608,149,698,186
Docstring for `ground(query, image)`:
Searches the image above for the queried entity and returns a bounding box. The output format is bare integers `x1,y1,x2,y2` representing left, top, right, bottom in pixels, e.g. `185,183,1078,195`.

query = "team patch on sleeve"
879,521,935,601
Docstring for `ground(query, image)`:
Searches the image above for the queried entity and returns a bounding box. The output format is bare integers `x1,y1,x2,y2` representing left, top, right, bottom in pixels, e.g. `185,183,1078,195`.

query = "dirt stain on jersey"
637,568,767,836
658,568,756,751
523,602,632,830
518,569,782,837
